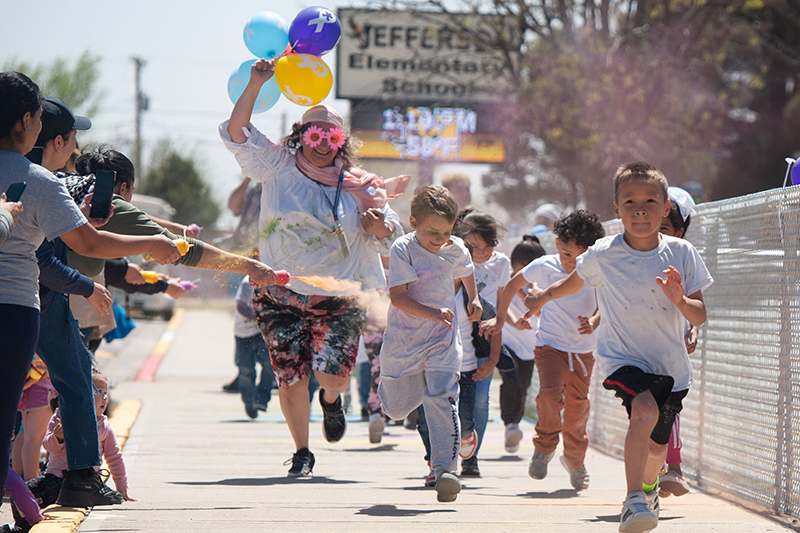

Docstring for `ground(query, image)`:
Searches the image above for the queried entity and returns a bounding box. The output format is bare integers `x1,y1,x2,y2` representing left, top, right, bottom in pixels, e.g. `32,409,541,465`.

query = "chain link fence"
584,186,800,519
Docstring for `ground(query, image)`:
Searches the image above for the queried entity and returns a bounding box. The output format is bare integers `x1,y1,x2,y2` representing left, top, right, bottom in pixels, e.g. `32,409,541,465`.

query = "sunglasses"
302,125,346,150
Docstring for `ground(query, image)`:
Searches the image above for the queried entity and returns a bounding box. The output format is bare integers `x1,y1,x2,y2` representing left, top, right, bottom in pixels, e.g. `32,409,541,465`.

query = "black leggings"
499,347,536,425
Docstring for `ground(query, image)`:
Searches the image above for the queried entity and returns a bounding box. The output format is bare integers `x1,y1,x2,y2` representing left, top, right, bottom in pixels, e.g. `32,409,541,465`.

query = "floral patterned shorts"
252,285,366,388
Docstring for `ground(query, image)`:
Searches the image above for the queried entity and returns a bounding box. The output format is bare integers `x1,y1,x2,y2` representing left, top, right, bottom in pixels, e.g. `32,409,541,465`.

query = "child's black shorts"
603,365,688,445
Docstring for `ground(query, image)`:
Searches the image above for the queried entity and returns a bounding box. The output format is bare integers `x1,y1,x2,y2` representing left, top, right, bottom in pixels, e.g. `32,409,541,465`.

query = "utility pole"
131,57,149,183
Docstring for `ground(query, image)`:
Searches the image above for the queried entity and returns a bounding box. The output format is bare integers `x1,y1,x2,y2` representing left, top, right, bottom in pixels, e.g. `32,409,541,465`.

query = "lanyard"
319,169,345,225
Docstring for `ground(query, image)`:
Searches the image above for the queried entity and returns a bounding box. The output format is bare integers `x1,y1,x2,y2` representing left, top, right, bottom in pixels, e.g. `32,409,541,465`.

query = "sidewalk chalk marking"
134,308,186,382
29,399,142,533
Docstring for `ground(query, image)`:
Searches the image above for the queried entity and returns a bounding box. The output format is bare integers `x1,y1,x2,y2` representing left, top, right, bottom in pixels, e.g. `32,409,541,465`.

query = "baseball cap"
36,97,91,144
300,105,343,129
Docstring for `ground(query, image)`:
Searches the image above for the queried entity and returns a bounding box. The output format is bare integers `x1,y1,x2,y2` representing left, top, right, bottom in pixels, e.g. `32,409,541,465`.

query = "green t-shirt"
67,195,204,276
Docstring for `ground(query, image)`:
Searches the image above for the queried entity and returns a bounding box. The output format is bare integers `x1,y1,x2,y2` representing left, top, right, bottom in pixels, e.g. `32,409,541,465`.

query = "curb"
28,399,142,533
135,307,186,382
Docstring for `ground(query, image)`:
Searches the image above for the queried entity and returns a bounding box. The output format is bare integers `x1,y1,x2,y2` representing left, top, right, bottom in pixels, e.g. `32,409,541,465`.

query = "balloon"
243,11,289,59
227,60,281,114
288,6,342,56
792,162,800,186
274,54,332,106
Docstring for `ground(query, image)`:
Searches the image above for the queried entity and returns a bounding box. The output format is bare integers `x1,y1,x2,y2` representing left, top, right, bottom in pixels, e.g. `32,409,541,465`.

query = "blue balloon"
243,11,289,59
792,162,800,186
289,6,342,56
227,60,281,114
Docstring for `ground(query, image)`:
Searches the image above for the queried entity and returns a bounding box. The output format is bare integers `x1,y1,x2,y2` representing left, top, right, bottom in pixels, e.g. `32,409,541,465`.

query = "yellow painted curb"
28,399,142,533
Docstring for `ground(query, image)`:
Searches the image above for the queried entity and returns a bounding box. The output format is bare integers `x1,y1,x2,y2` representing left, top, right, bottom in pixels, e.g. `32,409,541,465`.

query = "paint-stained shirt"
380,234,474,378
220,121,402,297
575,234,713,390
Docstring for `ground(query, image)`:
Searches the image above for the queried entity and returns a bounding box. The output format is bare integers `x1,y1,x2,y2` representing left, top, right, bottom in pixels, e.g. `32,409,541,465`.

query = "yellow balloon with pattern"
274,54,332,106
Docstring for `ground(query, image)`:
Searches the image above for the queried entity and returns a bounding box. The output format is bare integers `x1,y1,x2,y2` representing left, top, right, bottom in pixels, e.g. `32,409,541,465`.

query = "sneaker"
460,456,480,477
360,408,369,421
245,403,258,419
459,429,478,460
619,491,658,533
368,413,385,444
658,471,690,497
222,376,239,393
285,449,315,477
254,401,268,412
435,472,462,503
0,523,30,533
319,390,347,443
559,455,589,490
504,423,523,453
56,468,123,507
424,469,436,488
645,489,660,518
528,449,555,479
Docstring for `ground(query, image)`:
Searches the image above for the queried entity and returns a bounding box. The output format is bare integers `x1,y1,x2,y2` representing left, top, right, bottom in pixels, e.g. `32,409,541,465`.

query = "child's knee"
629,394,659,428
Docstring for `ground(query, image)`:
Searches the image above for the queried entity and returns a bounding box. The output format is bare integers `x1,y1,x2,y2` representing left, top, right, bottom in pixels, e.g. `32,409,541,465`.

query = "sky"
1,0,490,229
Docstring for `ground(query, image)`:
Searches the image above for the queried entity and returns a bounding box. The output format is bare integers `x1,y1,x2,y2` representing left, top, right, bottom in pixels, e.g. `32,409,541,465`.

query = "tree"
382,1,800,218
142,144,221,229
3,51,104,117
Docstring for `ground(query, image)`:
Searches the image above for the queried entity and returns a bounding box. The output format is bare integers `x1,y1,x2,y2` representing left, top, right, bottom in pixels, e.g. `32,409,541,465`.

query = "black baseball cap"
36,97,91,144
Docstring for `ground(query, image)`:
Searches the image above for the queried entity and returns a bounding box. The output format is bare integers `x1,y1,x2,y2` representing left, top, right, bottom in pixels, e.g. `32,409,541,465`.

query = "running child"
657,186,698,498
378,185,481,503
524,163,713,533
482,210,605,490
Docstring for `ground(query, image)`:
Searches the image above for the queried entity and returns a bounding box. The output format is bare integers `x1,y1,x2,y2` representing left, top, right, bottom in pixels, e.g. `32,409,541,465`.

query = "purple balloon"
288,6,341,56
792,162,800,186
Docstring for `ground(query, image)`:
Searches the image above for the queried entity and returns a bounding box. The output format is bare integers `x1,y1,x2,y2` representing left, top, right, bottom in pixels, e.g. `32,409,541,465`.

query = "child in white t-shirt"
524,163,713,533
378,185,481,503
484,210,605,491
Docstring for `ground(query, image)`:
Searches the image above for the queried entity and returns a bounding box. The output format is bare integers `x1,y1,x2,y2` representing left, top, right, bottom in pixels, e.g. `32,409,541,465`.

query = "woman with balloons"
220,57,409,478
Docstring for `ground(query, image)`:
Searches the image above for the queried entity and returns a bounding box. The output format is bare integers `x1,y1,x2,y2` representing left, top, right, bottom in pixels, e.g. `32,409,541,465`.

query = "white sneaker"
619,491,658,533
459,429,478,460
658,471,690,497
646,489,660,518
368,413,384,444
504,423,523,453
528,449,555,479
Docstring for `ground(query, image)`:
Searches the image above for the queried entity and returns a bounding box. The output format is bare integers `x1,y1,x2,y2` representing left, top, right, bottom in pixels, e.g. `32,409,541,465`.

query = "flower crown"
303,126,346,150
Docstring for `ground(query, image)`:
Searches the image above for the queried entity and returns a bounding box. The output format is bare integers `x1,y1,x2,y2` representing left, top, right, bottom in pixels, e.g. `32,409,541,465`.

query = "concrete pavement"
64,306,798,532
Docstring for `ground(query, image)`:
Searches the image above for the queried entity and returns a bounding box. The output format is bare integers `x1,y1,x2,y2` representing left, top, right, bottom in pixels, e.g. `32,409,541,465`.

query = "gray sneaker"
435,472,462,503
619,491,658,533
560,454,589,490
528,449,555,479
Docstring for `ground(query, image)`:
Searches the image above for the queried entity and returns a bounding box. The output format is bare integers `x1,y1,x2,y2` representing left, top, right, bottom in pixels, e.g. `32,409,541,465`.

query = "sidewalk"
73,307,793,532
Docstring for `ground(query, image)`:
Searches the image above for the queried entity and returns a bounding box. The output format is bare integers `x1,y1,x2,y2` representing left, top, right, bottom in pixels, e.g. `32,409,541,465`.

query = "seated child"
378,185,481,503
25,370,133,512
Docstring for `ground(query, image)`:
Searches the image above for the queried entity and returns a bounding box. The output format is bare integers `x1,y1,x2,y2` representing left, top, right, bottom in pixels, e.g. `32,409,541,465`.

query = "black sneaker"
319,390,346,443
460,457,481,477
245,403,258,419
222,376,240,393
0,522,30,533
56,469,123,507
285,449,315,477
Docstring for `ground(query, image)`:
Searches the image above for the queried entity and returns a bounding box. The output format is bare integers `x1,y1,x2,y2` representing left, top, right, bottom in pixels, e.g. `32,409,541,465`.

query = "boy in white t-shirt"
524,163,713,533
378,185,481,503
483,211,605,491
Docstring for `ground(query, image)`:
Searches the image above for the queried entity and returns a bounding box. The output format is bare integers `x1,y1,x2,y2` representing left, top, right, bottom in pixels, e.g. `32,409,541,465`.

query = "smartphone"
25,147,43,165
4,182,27,202
89,170,116,219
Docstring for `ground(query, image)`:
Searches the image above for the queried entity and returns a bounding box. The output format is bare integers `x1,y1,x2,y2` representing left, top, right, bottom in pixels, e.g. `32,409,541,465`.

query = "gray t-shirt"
380,233,474,379
0,150,86,309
